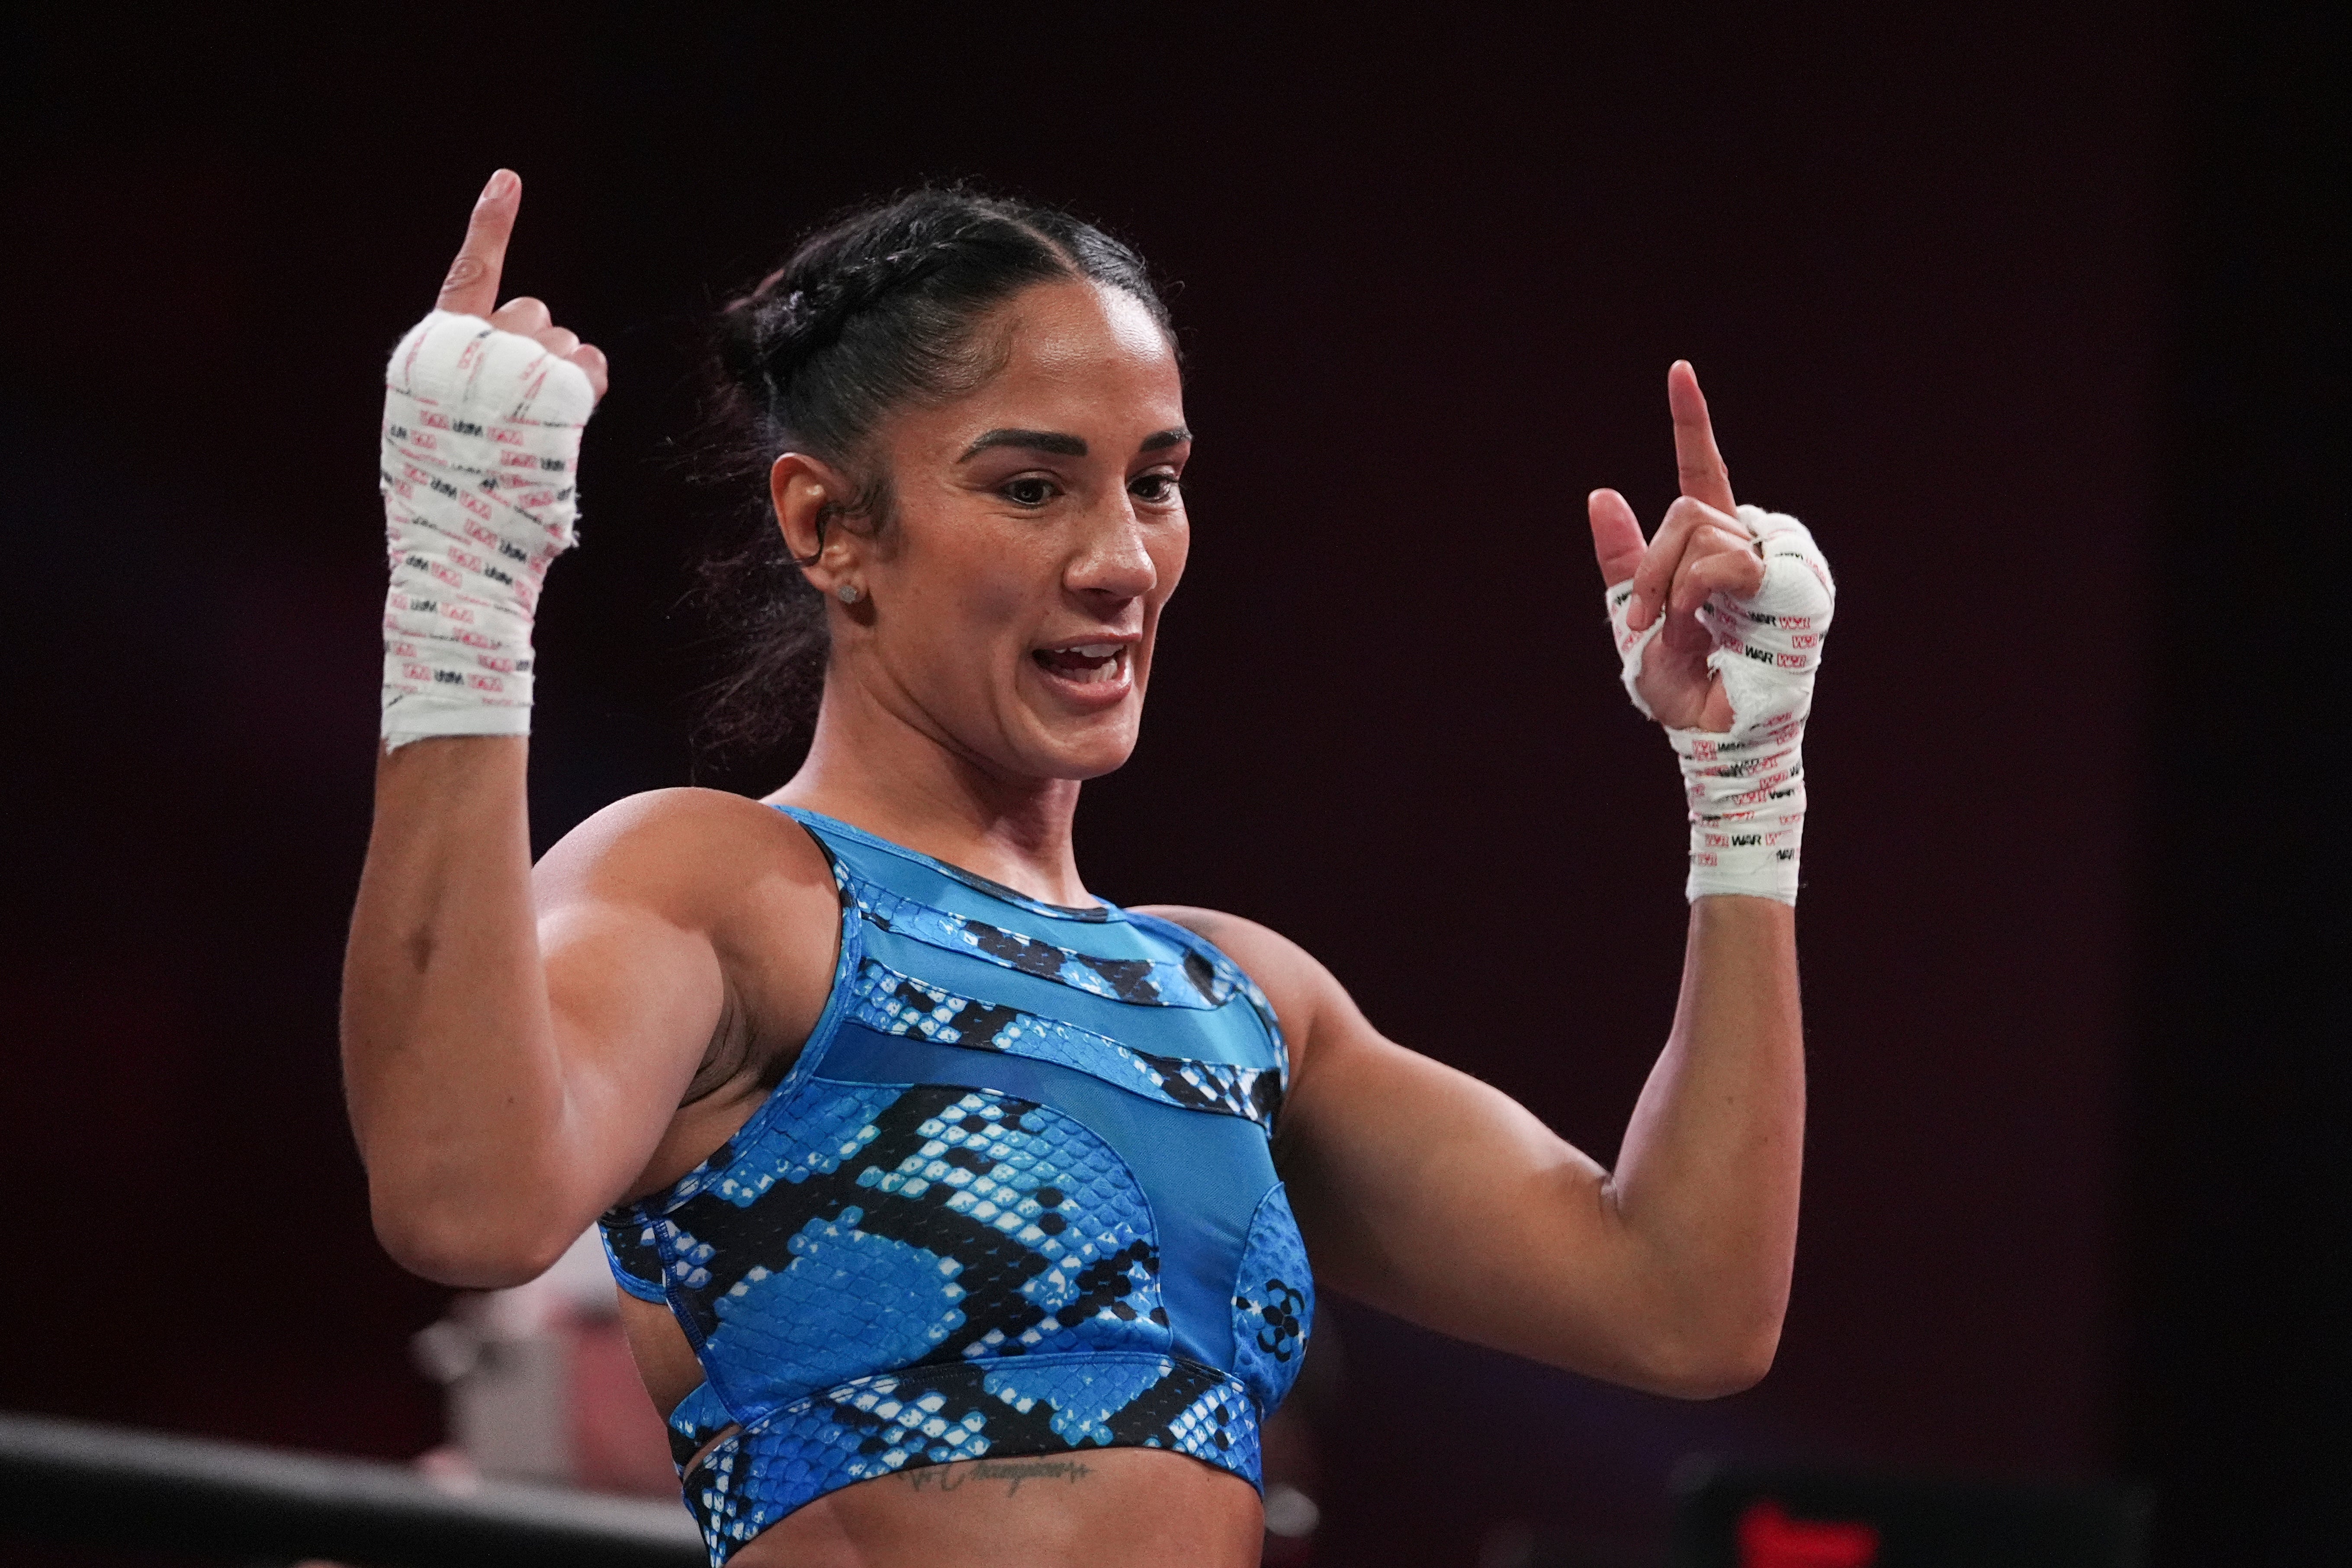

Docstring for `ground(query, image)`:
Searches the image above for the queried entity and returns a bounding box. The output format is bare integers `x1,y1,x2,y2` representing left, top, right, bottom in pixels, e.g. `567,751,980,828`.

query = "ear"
769,451,861,592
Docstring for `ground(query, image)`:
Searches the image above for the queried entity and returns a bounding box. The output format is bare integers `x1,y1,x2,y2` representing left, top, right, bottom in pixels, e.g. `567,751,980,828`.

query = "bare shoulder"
1131,904,1347,1058
534,786,835,930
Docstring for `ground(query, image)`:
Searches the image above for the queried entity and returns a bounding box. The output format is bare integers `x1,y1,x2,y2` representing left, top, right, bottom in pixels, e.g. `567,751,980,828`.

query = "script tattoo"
903,1458,1096,1497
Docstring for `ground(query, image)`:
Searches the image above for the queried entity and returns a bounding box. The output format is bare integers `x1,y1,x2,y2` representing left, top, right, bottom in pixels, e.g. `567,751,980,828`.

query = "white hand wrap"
1606,504,1835,904
378,311,594,750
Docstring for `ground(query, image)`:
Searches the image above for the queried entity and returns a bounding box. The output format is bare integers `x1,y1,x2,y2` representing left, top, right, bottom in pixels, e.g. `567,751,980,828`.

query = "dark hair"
694,186,1173,763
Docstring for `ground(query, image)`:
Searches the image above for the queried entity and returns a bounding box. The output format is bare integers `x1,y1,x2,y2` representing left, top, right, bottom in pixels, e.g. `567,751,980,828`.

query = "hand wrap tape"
378,310,594,749
1606,504,1836,904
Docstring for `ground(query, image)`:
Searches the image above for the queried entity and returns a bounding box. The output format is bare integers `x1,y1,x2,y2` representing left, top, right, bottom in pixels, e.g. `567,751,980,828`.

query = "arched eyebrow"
961,429,1084,459
958,427,1193,461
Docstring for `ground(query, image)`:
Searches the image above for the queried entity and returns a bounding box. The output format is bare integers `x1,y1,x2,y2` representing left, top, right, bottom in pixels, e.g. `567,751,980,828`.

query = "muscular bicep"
1144,906,1667,1386
1143,889,1799,1399
1279,991,1663,1376
540,894,726,1139
530,789,843,1214
522,789,809,1218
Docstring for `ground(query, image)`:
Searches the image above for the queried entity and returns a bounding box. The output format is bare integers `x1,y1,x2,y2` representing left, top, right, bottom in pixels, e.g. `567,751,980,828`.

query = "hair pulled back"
696,187,1172,763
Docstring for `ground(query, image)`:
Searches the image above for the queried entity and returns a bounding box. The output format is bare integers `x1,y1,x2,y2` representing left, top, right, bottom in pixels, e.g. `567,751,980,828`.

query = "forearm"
1282,378,1823,1398
341,736,575,1282
1605,894,1803,1384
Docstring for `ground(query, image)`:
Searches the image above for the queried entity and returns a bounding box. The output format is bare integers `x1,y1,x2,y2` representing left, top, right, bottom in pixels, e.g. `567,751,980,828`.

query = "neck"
769,665,1092,907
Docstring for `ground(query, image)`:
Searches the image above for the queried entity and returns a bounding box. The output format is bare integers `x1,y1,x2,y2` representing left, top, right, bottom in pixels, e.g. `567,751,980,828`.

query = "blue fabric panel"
620,805,1313,1563
644,1080,1170,1419
857,923,1274,1067
601,1217,672,1303
779,807,1131,931
665,1380,735,1473
1228,1183,1314,1416
846,875,1223,1010
1122,910,1292,1084
647,1080,904,1228
845,857,1147,944
815,1023,1273,1375
848,955,1281,1125
704,1210,972,1397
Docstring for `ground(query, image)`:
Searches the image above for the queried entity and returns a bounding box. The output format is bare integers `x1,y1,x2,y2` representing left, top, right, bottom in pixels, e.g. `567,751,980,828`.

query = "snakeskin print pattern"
853,875,1233,1008
644,1087,1172,1391
1229,1184,1315,1412
599,809,1311,1564
601,1215,670,1303
851,957,1282,1127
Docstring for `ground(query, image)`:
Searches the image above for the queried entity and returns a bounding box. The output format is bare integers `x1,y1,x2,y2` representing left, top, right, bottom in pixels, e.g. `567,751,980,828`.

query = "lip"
1028,634,1139,710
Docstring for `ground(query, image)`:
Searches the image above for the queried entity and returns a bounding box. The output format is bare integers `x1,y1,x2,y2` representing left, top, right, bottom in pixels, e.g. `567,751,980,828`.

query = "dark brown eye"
1131,473,1180,504
1003,477,1056,507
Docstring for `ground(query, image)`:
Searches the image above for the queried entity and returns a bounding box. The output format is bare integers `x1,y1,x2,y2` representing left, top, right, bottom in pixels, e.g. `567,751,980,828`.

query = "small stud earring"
836,582,861,604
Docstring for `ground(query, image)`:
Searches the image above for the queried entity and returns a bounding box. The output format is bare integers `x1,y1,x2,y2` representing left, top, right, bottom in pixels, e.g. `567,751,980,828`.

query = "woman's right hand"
380,170,604,747
352,173,712,1289
436,169,609,402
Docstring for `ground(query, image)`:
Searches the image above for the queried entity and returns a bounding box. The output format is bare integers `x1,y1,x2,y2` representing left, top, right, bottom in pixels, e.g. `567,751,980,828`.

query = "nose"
1065,498,1158,604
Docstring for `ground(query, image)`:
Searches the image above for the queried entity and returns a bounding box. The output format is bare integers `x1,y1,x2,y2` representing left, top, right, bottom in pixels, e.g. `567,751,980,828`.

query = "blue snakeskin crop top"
598,807,1314,1562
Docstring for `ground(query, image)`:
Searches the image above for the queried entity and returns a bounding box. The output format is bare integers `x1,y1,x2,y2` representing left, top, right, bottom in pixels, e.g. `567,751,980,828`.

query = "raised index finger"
1668,359,1736,515
435,170,520,319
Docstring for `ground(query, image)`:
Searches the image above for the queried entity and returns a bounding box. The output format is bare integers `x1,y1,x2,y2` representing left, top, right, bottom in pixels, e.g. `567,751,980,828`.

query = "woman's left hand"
1587,360,1761,733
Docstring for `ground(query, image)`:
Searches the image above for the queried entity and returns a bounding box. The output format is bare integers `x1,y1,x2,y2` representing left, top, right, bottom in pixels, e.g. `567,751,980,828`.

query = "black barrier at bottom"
0,1410,703,1568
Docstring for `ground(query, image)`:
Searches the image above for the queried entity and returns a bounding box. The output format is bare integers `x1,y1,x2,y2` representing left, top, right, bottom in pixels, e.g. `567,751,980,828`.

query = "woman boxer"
343,170,1827,1568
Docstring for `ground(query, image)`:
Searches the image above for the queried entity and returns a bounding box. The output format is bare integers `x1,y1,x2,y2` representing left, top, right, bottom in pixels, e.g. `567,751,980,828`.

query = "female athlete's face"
833,280,1190,782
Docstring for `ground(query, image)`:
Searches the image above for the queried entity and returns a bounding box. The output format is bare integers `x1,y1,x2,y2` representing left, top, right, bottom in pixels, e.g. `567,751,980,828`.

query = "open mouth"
1032,641,1130,687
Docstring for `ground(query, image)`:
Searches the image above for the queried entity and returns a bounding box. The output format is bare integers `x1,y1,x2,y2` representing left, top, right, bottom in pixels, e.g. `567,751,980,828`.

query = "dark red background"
2,5,2339,1564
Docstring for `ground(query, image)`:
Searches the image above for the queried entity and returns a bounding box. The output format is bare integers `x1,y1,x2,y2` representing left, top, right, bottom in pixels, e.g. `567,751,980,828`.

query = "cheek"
946,552,1037,648
1151,524,1191,605
886,524,1035,672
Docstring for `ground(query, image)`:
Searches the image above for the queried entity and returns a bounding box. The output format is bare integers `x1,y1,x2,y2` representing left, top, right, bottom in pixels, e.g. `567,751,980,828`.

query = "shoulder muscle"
535,786,833,932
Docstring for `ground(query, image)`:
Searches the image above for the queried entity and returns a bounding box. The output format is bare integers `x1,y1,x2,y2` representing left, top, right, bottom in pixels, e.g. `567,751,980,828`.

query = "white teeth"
1035,644,1125,686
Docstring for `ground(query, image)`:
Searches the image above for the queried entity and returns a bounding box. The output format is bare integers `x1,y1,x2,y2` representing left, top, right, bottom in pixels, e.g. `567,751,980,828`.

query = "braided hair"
696,187,1172,764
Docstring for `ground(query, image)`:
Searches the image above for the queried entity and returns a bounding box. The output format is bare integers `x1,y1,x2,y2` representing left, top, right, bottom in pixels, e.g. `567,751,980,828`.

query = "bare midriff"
726,1446,1265,1568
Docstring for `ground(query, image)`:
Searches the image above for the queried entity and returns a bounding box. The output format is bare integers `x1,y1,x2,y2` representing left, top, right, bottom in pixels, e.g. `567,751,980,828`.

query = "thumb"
1588,488,1645,588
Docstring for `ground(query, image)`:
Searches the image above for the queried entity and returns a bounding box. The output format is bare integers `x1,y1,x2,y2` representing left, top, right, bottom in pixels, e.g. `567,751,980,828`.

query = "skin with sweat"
342,174,1804,1568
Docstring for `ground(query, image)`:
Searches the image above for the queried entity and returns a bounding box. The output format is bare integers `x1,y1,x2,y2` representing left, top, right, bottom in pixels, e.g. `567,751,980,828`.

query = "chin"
1018,713,1142,782
1047,736,1141,782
